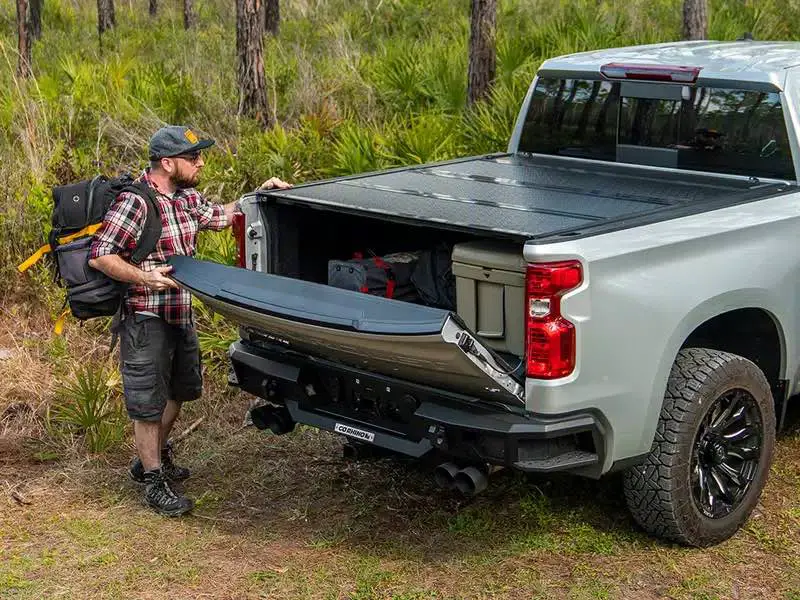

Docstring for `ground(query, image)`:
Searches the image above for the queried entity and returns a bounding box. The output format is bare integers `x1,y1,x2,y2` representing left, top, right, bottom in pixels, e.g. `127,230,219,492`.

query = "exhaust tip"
434,462,460,489
454,466,489,496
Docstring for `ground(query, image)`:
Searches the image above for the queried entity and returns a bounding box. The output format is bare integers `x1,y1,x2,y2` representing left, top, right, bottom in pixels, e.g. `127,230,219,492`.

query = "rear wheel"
624,348,775,546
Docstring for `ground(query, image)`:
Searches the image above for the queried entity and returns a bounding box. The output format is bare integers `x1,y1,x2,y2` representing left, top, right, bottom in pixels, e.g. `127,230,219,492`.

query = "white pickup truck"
170,40,800,546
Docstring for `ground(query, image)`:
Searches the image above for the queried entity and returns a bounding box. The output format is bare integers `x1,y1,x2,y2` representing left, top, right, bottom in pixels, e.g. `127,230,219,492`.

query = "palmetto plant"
460,80,523,155
367,42,431,112
420,40,468,113
383,112,458,166
193,300,238,376
328,122,386,176
495,35,537,89
197,229,237,266
48,364,126,454
709,0,790,41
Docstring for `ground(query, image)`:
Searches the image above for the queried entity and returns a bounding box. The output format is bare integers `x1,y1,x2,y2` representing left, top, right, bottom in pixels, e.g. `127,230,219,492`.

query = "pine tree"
683,0,708,40
16,0,32,78
237,0,272,127
467,0,497,106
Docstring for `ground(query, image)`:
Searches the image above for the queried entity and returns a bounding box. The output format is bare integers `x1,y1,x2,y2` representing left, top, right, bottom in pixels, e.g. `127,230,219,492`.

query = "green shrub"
48,364,127,454
460,80,526,155
196,229,237,266
383,112,459,165
193,301,238,375
328,122,386,176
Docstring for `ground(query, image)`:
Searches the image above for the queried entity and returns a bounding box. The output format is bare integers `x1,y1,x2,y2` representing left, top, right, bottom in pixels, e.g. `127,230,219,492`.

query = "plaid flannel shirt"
90,169,228,325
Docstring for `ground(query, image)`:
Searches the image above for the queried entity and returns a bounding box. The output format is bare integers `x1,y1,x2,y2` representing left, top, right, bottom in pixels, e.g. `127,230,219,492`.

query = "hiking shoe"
129,442,191,483
143,469,194,517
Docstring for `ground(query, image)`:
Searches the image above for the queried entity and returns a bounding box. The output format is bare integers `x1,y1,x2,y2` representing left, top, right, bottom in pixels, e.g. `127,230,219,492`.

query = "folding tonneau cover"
256,153,782,242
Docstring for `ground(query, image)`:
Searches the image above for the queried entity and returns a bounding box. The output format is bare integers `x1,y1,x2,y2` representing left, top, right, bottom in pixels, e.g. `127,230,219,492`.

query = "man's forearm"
88,254,145,285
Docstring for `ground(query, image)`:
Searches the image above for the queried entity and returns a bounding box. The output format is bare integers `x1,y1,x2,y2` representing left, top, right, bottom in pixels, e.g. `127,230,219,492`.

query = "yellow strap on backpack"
17,223,104,274
53,308,71,336
17,244,51,273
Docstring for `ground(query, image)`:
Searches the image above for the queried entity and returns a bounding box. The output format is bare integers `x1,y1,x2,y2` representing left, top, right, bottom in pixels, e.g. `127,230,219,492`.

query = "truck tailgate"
168,256,524,406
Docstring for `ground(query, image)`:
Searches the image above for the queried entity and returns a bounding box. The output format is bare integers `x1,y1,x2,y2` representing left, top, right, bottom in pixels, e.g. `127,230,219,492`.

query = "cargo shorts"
119,314,203,422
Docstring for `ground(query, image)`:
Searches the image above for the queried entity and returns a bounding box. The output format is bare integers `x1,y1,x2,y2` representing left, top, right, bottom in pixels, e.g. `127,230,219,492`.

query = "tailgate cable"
456,333,523,378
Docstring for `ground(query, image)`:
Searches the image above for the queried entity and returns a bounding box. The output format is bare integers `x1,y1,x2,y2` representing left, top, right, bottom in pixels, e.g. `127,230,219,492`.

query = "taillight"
231,212,246,268
600,62,701,83
525,261,582,379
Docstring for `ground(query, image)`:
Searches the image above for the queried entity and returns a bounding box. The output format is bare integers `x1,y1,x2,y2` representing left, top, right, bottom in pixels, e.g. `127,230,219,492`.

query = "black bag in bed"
328,252,419,302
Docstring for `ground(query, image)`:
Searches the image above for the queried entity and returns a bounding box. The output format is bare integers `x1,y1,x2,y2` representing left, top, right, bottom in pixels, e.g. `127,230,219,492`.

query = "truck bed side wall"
525,192,800,470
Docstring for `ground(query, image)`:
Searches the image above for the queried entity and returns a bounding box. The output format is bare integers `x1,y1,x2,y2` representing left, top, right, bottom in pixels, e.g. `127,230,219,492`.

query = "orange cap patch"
184,129,199,144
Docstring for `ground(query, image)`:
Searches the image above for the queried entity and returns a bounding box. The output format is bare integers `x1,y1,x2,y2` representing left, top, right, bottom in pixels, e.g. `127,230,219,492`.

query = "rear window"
518,77,795,180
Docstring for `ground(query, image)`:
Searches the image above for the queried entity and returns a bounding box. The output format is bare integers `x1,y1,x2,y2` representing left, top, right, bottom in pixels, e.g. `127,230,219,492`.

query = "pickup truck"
169,40,800,547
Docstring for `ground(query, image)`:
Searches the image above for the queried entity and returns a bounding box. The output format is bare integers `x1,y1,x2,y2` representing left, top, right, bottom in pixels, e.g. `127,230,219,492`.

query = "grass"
1,416,799,598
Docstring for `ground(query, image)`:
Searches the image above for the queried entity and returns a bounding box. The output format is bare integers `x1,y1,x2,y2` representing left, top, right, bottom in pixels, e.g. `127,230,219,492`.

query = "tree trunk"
594,85,616,135
264,0,279,36
556,82,579,130
148,0,156,17
30,0,42,41
467,0,497,107
576,81,601,138
682,0,708,40
183,0,195,29
16,0,32,78
236,0,272,127
97,0,115,36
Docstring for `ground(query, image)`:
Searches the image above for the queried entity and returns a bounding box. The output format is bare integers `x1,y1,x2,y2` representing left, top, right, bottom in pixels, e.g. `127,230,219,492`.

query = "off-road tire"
623,348,775,546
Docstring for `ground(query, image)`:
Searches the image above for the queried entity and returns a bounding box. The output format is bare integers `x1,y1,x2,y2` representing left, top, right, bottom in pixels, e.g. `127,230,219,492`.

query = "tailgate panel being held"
168,256,524,406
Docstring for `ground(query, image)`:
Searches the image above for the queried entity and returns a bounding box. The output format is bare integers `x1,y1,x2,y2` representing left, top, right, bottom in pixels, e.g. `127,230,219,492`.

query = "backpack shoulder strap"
124,183,162,265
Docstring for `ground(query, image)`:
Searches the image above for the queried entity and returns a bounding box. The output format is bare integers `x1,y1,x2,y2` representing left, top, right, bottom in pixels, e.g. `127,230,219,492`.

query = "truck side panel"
524,191,800,469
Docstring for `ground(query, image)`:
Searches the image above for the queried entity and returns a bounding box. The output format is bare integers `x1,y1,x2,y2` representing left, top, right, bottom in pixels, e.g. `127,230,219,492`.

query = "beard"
170,169,200,189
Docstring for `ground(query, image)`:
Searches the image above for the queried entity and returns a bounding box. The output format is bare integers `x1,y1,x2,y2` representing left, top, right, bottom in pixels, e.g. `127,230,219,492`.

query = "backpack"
18,174,162,331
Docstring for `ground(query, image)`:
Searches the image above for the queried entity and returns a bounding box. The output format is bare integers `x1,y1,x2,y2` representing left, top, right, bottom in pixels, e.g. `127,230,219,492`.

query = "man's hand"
220,177,292,227
141,266,179,291
259,177,292,191
90,254,178,290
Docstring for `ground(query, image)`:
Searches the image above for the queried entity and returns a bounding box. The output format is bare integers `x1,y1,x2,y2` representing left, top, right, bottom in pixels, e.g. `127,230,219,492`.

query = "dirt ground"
1,306,799,599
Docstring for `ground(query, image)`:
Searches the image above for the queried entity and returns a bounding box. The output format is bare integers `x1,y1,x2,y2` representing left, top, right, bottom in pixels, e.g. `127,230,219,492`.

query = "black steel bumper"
229,339,607,477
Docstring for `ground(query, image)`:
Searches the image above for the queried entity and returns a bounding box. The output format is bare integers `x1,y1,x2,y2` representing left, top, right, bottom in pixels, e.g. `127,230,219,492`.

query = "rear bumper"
229,339,608,477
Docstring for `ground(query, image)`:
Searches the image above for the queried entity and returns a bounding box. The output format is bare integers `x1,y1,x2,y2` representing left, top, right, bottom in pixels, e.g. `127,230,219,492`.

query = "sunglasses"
171,151,202,164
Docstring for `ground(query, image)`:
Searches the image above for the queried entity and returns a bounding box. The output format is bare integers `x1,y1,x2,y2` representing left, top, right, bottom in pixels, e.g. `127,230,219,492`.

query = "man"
89,125,290,516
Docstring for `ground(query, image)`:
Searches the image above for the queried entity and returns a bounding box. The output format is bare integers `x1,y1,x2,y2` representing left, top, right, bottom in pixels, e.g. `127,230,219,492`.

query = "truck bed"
260,153,793,242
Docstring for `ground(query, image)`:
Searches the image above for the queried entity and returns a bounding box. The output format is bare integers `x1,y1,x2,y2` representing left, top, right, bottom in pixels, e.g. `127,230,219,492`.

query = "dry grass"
1,310,800,599
0,305,56,440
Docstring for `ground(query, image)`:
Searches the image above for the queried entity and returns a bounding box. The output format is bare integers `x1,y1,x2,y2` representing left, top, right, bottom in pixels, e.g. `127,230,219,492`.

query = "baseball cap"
148,125,215,160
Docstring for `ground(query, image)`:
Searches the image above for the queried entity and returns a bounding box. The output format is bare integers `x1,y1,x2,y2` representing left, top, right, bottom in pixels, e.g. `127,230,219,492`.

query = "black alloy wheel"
691,388,763,519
